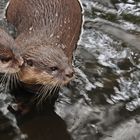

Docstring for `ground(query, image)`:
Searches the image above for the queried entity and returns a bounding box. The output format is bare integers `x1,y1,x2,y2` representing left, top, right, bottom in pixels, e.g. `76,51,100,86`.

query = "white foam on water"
75,68,96,90
117,3,140,16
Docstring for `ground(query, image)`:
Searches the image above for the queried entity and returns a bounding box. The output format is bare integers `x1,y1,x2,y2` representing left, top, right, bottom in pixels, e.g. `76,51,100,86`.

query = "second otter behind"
6,0,83,89
0,28,23,75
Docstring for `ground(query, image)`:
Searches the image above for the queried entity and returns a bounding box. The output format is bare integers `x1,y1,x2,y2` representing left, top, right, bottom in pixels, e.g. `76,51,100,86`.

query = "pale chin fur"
0,62,20,74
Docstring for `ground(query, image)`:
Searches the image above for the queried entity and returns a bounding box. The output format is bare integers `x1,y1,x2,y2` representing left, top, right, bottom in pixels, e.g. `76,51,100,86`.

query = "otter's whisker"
50,81,60,98
11,74,16,89
14,73,20,88
9,74,13,90
13,74,17,88
0,70,10,91
13,74,17,89
9,74,16,90
34,84,48,104
35,85,49,107
4,74,10,93
40,85,51,101
37,85,47,99
39,84,54,105
0,72,8,85
0,75,5,85
16,72,22,87
44,85,54,101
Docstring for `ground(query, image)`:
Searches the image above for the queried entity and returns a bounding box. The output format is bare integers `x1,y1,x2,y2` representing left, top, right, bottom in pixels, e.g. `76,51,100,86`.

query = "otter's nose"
65,68,74,78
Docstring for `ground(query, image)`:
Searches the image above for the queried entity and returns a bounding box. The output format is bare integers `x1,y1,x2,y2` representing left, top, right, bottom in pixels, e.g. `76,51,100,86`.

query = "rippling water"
0,0,140,140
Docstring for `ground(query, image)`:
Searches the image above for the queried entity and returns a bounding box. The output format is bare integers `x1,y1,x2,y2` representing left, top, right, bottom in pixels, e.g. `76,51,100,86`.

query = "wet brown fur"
6,0,82,86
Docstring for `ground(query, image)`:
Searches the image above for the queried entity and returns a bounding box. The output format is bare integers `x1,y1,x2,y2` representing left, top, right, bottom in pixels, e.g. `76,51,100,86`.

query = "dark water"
0,0,140,140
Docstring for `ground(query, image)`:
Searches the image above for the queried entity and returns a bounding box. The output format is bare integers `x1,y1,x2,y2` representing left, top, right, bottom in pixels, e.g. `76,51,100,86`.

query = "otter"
6,0,82,89
0,28,23,75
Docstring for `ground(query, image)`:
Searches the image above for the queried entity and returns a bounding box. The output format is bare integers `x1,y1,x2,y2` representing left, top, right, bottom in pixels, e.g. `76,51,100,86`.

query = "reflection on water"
0,0,140,140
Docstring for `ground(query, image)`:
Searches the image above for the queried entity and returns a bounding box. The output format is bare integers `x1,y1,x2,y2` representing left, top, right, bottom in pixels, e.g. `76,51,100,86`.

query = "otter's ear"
0,55,12,63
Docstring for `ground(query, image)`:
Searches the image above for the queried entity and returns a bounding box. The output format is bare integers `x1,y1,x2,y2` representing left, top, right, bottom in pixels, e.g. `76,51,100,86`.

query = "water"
0,0,140,140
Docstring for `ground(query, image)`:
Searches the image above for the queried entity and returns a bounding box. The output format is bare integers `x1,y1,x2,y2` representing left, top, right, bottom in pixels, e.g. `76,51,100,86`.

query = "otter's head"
0,29,23,74
19,45,74,86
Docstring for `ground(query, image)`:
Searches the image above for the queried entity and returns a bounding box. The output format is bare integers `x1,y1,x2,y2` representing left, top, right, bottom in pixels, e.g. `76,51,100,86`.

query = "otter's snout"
65,68,74,78
14,55,24,68
18,57,24,67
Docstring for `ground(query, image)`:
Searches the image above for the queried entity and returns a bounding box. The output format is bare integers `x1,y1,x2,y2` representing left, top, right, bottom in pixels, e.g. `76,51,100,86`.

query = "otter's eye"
0,56,12,63
26,59,34,67
50,66,58,71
